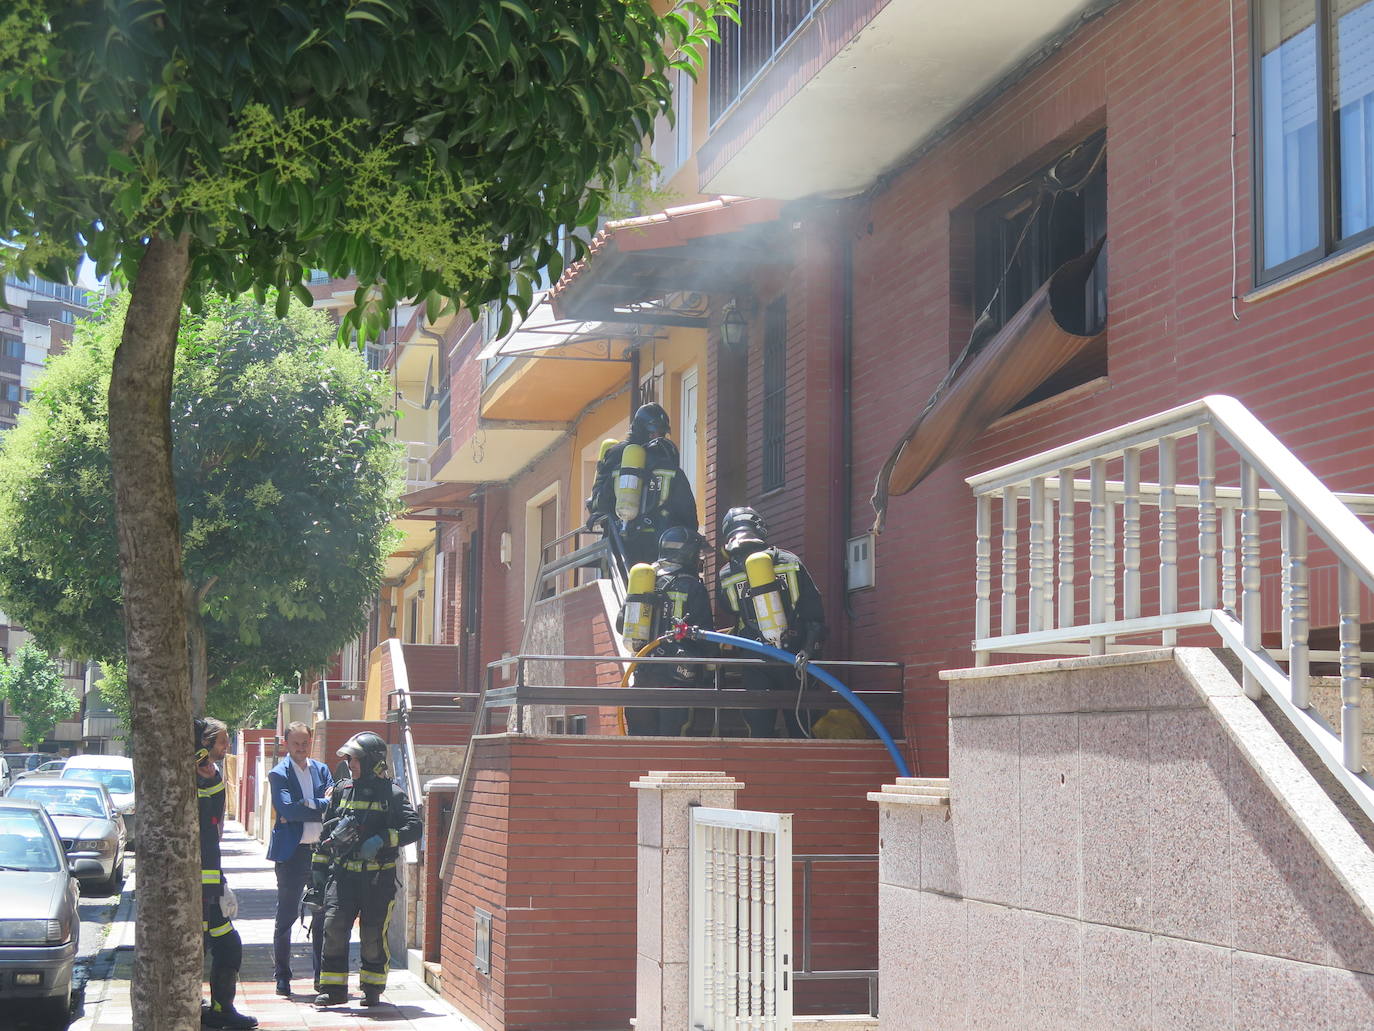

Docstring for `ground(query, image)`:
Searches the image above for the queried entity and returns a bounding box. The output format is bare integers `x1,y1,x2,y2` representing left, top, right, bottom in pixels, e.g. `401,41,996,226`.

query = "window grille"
762,297,787,491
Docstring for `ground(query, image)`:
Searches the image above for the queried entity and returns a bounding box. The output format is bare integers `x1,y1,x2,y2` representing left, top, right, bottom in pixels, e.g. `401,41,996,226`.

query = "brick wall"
437,734,894,1030
312,719,387,765
683,0,1374,777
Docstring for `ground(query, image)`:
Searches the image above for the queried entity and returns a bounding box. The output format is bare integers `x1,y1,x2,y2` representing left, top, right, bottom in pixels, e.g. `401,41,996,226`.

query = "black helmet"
657,525,707,573
629,402,670,442
720,506,767,555
338,731,389,780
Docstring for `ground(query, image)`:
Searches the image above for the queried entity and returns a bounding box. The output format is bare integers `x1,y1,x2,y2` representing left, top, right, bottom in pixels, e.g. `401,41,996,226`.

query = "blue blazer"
266,756,332,863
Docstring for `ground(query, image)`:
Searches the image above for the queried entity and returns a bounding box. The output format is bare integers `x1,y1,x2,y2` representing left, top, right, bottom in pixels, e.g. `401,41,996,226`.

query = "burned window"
974,131,1107,340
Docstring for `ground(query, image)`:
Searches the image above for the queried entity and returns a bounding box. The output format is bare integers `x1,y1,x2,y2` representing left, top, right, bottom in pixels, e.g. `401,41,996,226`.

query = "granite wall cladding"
878,650,1374,1030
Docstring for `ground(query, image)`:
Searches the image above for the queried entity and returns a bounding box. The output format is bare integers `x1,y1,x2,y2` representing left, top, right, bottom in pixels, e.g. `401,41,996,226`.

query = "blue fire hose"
692,629,911,777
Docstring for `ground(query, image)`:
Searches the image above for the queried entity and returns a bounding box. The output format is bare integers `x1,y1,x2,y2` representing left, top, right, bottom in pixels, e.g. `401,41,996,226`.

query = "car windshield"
0,810,62,871
9,784,109,819
64,768,134,795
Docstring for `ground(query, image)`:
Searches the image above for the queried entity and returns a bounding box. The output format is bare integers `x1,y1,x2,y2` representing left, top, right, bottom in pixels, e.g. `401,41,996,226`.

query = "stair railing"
968,395,1374,821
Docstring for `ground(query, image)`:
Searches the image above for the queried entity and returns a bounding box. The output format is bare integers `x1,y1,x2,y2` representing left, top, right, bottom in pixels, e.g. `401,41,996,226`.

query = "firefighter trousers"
318,866,397,992
202,901,243,1011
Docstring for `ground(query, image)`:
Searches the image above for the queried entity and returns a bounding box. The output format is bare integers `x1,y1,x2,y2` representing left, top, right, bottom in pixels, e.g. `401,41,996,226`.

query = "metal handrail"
793,853,879,1016
968,394,1374,823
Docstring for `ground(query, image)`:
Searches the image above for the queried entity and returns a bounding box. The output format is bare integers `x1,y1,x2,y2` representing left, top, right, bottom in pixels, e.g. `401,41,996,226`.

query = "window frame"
1252,0,1374,284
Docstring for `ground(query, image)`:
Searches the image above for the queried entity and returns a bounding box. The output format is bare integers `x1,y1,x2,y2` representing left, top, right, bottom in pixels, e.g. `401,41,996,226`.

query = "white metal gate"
689,806,793,1031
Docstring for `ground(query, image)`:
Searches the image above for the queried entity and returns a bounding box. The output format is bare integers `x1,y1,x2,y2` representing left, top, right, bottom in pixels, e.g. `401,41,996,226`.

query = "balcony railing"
709,0,823,124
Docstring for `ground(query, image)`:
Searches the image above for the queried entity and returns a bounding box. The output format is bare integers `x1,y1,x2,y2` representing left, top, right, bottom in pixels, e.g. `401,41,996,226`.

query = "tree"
0,642,79,749
0,3,725,1025
0,294,402,718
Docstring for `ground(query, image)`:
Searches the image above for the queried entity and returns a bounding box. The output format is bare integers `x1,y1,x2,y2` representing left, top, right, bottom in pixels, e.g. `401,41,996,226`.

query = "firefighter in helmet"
314,732,422,1008
715,506,827,737
196,716,258,1028
617,525,716,735
586,402,699,569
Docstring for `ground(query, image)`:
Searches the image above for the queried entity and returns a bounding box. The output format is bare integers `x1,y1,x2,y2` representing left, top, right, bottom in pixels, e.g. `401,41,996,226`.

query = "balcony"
699,0,1100,199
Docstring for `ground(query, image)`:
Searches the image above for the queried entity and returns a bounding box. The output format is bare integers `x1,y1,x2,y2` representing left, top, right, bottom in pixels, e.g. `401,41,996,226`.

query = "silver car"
7,778,127,893
0,798,96,1027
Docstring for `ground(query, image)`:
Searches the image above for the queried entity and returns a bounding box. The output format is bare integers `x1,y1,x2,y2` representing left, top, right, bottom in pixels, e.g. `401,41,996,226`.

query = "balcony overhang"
430,421,568,484
549,198,784,324
699,0,1103,200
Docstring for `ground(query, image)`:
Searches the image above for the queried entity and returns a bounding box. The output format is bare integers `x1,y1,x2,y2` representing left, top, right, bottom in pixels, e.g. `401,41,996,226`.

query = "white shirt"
292,759,322,845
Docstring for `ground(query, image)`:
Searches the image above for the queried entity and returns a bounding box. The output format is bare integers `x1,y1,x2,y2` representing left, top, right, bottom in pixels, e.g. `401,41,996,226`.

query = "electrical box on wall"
846,533,875,591
498,530,513,565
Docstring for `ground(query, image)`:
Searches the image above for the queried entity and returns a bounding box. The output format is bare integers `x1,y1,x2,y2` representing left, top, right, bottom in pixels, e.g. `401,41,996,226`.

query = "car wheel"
100,857,125,894
41,987,72,1029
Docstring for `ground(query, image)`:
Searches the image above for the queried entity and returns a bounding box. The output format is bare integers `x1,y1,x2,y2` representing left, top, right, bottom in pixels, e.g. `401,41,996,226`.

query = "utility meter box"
276,693,314,737
846,533,876,591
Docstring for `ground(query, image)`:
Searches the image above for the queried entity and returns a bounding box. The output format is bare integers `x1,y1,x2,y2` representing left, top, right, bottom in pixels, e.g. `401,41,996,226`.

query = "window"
524,483,561,602
761,297,787,491
974,131,1107,338
1256,0,1374,279
652,66,695,181
1,336,21,360
2,382,20,402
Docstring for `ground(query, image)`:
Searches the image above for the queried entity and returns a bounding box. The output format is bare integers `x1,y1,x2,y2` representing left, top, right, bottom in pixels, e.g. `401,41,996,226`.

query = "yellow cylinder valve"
614,443,647,522
745,550,789,647
622,562,659,649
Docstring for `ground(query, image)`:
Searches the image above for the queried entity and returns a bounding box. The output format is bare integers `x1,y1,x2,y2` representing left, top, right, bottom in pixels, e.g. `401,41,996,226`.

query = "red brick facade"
436,735,894,1030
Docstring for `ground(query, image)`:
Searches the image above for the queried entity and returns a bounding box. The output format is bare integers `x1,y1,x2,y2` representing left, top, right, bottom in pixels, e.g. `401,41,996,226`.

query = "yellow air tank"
745,550,788,647
614,443,647,521
599,438,619,461
622,562,659,649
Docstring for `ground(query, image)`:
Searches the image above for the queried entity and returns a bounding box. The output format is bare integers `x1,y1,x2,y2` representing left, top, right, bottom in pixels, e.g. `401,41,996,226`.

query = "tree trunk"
185,582,209,714
108,232,202,1031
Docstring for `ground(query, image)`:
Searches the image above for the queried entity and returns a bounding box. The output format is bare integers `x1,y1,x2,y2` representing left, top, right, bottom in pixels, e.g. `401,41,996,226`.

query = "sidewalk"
73,822,481,1031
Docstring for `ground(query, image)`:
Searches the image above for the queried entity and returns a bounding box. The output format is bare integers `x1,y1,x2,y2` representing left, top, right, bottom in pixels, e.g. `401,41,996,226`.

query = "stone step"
866,776,950,808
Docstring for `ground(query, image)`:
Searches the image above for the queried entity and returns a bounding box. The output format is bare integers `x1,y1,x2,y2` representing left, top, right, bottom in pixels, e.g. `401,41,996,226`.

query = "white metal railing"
968,395,1374,822
690,806,793,1031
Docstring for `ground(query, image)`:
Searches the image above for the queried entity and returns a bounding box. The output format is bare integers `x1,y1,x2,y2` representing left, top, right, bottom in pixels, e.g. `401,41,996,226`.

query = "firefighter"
618,526,716,735
195,717,257,1029
715,507,827,738
314,732,422,1008
586,402,699,568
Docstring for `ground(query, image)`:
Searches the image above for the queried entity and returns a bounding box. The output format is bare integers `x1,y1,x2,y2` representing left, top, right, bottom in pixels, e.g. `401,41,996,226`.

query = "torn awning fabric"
870,237,1106,533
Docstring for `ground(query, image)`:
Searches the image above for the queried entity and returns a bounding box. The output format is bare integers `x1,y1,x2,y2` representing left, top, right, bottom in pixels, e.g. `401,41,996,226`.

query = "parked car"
7,777,126,893
0,797,94,1027
18,760,68,782
60,756,135,847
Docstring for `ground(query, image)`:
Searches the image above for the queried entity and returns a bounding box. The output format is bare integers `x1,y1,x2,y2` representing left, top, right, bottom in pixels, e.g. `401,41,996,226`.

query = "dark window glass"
761,298,787,492
538,498,558,599
1,336,22,359
973,131,1107,338
1256,0,1374,279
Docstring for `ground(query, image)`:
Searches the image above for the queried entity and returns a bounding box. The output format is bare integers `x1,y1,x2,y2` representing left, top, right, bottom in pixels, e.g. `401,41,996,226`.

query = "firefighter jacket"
197,761,227,901
587,437,698,536
317,774,421,876
716,546,827,654
617,565,717,679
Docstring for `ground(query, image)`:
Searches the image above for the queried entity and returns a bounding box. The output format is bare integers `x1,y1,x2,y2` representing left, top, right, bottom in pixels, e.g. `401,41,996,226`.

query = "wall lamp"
720,294,756,353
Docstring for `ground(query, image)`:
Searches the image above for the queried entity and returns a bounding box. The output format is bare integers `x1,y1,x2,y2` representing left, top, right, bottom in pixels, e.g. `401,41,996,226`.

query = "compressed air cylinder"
599,438,619,461
614,443,647,522
622,562,659,649
745,551,789,647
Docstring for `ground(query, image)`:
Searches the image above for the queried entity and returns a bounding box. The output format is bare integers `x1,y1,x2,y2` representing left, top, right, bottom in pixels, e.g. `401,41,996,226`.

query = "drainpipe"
840,218,856,625
468,490,485,700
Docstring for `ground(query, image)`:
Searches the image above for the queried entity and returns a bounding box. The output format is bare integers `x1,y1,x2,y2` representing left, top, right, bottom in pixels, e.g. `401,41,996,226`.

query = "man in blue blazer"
266,721,333,996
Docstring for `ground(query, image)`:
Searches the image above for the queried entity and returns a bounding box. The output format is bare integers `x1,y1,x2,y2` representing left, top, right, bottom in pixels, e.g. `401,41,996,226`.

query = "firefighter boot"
362,987,383,1007
201,969,258,1029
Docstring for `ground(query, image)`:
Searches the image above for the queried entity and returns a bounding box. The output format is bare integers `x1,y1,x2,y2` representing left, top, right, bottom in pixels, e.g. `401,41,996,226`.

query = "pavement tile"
71,822,480,1031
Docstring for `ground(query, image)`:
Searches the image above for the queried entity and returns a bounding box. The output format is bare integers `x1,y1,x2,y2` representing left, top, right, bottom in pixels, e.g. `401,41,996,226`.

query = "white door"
679,367,700,520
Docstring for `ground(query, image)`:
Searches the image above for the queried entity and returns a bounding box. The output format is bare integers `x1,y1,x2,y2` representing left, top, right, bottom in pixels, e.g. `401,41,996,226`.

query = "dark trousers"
319,868,397,994
202,900,242,1012
741,665,814,738
274,843,324,983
